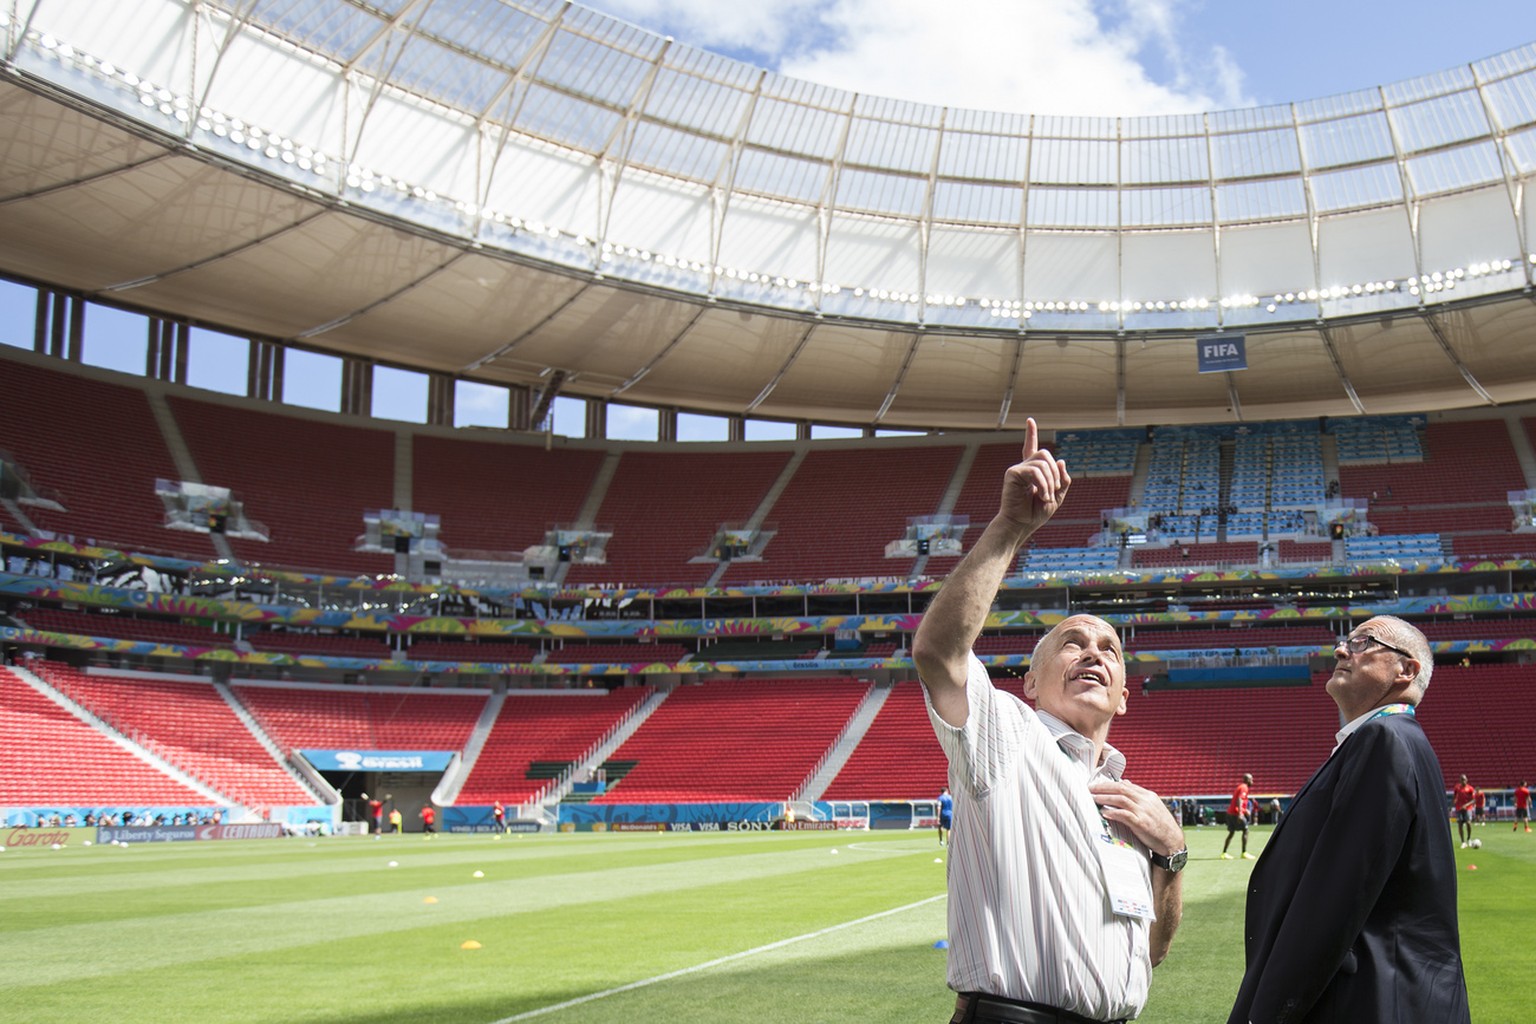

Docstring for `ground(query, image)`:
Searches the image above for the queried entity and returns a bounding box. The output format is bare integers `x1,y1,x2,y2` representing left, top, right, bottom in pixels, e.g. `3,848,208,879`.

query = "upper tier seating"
932,441,1132,561
718,447,961,584
0,668,210,805
563,449,791,587
168,396,396,575
593,678,870,802
407,640,539,663
246,631,394,659
1339,420,1524,510
1127,625,1335,652
1133,542,1259,568
456,687,651,805
33,663,312,807
232,684,486,752
542,642,689,665
0,359,212,558
411,434,605,558
1448,533,1536,560
1345,534,1444,562
1021,547,1120,573
21,608,230,647
1332,416,1423,464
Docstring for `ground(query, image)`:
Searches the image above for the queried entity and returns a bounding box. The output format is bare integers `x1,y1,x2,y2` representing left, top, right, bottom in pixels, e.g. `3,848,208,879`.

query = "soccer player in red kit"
1453,775,1475,847
1221,773,1255,860
1515,781,1532,834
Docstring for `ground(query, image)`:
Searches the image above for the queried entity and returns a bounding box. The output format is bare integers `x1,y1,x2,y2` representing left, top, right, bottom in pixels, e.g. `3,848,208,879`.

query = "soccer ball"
1469,838,1482,849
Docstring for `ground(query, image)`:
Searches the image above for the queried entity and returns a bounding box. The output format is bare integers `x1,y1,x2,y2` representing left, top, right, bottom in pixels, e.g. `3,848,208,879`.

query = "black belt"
951,993,1127,1024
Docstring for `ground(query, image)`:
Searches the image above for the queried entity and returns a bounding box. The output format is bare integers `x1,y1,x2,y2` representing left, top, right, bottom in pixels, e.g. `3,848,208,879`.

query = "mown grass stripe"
490,894,947,1023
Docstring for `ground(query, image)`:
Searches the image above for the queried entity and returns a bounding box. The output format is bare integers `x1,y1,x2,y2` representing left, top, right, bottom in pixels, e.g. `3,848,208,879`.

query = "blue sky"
588,0,1535,117
5,2,1533,442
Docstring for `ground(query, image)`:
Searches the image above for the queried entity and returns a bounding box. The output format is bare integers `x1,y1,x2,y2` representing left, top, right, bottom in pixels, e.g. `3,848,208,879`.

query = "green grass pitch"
1,823,1530,1023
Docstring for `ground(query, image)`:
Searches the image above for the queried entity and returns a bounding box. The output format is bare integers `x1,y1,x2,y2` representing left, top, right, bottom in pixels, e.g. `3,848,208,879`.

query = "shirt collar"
1037,708,1126,779
1333,701,1414,752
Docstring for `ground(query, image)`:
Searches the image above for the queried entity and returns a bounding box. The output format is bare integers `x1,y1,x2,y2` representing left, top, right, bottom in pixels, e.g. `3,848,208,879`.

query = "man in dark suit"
1228,615,1470,1024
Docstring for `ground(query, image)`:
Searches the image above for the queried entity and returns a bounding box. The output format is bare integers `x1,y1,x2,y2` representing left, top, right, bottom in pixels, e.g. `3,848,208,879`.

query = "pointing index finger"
1023,416,1038,461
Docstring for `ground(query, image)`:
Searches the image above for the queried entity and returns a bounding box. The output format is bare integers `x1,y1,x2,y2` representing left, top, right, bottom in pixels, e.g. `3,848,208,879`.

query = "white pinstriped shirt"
926,652,1152,1021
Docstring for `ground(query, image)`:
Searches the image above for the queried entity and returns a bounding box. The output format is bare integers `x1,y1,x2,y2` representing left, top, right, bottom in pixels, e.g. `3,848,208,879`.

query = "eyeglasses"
1337,634,1415,659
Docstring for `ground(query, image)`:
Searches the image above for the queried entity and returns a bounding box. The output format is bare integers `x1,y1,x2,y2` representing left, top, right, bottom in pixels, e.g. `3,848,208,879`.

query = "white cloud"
584,0,1253,117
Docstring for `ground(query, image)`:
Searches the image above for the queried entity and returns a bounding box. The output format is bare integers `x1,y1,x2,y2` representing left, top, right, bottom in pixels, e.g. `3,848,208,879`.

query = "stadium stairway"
214,680,333,806
538,687,669,811
551,451,622,587
12,664,229,807
705,449,808,588
432,690,506,805
147,392,235,563
794,680,894,802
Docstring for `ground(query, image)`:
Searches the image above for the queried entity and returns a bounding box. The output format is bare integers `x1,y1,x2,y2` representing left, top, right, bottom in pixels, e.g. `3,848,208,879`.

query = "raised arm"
911,418,1070,727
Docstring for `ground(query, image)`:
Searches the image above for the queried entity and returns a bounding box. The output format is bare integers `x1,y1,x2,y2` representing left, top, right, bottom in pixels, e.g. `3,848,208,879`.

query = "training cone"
934,857,943,863
472,870,484,878
423,896,439,904
460,940,482,950
933,940,950,949
1467,864,1478,871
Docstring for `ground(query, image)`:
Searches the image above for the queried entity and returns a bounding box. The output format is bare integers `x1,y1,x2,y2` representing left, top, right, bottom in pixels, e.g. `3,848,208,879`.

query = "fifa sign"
1196,333,1247,373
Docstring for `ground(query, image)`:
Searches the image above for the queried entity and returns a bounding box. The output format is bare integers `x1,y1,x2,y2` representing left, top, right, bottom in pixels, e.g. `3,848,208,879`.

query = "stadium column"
144,317,189,384
508,383,533,431
427,372,454,427
33,290,85,361
341,357,373,417
586,397,607,440
248,340,283,401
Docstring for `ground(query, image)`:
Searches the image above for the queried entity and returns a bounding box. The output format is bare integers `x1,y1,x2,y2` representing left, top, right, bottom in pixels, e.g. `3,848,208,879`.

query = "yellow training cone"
460,940,482,950
423,896,439,904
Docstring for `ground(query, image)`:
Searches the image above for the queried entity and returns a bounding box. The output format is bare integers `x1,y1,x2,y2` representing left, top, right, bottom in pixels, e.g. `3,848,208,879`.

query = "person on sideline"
1227,616,1469,1024
1221,773,1255,860
388,807,403,834
937,787,953,847
1453,774,1476,848
912,418,1185,1024
1515,781,1532,834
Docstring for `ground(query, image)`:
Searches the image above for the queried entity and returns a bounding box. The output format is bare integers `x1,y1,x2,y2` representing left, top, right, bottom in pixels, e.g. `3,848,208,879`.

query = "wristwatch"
1150,848,1188,873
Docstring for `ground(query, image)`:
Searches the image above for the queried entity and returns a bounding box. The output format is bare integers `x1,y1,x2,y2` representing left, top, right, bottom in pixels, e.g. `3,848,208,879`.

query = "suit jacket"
1227,711,1470,1024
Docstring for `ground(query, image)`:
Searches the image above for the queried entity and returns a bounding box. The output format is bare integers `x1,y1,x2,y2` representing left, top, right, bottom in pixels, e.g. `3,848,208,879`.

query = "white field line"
490,893,947,1023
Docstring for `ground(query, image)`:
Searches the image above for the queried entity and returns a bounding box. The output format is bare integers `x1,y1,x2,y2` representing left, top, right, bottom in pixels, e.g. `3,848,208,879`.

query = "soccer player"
1453,774,1475,847
1515,781,1532,834
1221,773,1255,860
419,802,437,839
936,787,952,847
492,799,506,834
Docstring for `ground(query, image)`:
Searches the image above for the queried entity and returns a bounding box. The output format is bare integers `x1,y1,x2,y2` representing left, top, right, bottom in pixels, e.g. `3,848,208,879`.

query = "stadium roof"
2,1,1536,430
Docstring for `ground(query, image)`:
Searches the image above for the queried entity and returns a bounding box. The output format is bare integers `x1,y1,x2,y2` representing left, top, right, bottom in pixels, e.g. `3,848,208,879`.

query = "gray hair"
1371,615,1433,696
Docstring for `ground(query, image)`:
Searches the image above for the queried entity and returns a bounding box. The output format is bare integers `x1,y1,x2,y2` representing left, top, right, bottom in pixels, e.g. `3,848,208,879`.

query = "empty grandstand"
2,2,1535,842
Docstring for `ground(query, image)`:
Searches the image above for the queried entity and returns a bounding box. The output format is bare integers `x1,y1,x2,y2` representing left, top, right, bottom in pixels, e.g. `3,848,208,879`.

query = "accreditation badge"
1098,831,1156,921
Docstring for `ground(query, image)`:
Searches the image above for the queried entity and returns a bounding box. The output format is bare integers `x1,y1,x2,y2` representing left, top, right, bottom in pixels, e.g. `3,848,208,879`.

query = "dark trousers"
950,992,1127,1024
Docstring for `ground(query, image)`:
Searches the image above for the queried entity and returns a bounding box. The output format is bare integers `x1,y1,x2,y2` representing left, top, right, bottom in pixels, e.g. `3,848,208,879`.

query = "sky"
584,0,1535,118
5,2,1534,443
